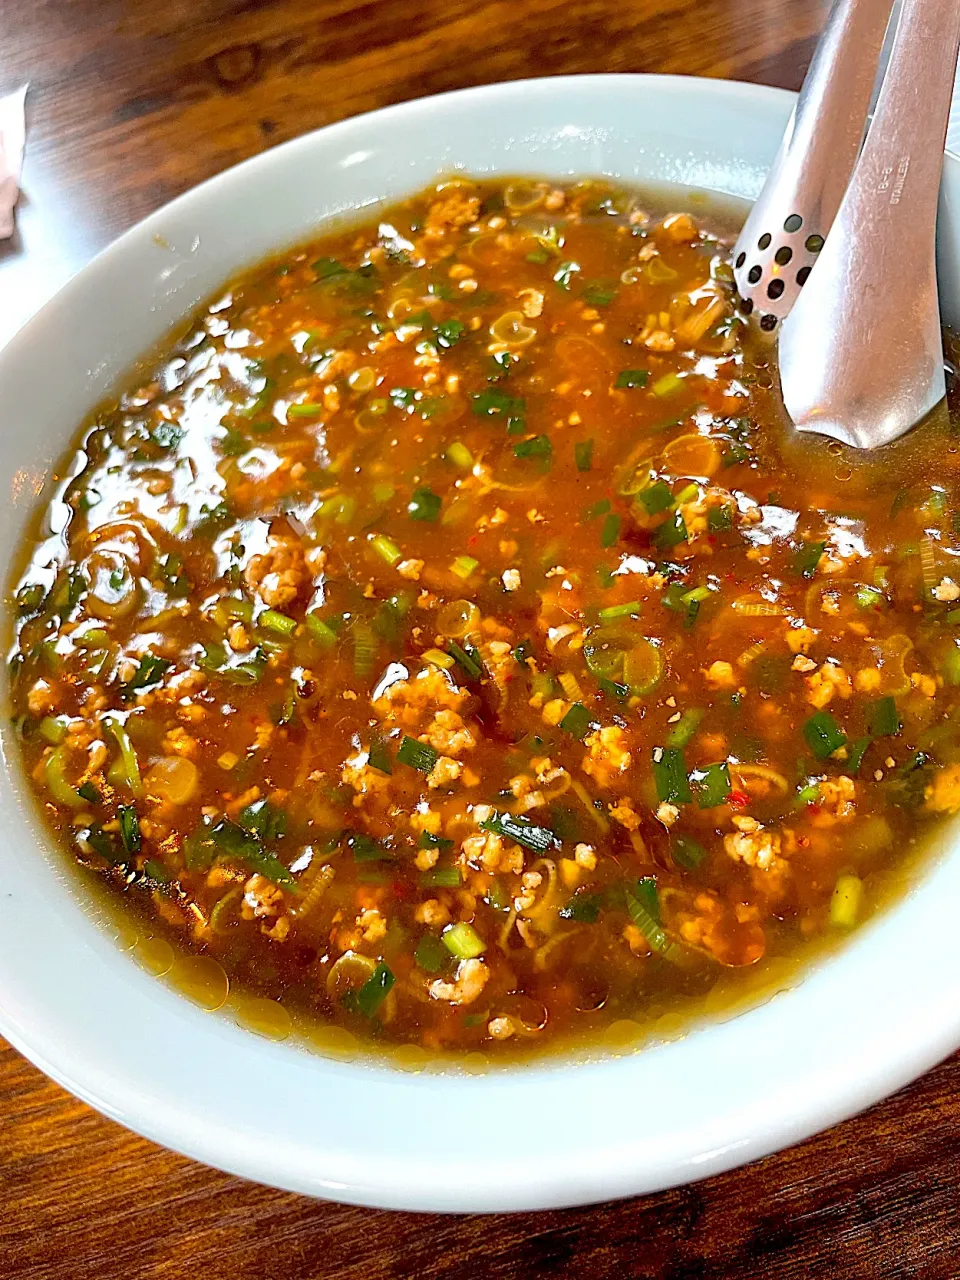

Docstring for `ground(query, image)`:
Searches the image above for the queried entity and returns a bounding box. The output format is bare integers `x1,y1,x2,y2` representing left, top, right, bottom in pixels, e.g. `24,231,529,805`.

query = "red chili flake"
728,789,750,809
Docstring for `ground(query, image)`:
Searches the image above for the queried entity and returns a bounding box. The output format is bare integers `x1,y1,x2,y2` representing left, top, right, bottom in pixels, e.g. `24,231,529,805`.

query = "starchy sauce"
8,177,960,1055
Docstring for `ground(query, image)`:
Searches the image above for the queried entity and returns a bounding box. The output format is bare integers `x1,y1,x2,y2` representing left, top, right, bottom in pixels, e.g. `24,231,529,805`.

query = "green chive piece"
553,261,580,290
598,600,641,620
600,513,621,548
371,534,403,566
414,933,448,973
513,434,552,460
575,439,594,472
479,811,557,853
794,540,826,579
652,747,693,805
259,609,298,637
445,441,474,470
118,804,142,853
305,613,338,647
343,961,395,1017
651,372,683,397
666,708,705,749
450,555,479,581
419,867,460,888
397,736,439,773
690,761,731,808
442,922,485,960
615,369,649,389
349,832,392,862
671,834,707,870
867,696,901,737
408,487,442,522
559,702,594,741
368,737,393,776
803,710,847,759
447,640,483,680
651,513,688,550
637,481,673,516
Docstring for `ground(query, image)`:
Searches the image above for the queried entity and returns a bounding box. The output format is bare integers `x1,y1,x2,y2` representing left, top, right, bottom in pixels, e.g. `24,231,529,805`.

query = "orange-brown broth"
8,177,960,1056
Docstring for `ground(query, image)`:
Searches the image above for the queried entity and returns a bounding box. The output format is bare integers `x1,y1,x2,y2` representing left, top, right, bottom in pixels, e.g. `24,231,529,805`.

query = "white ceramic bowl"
3,74,960,1213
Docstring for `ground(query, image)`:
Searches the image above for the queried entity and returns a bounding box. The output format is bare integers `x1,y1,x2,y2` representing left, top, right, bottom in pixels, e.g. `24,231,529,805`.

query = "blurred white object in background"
0,85,27,239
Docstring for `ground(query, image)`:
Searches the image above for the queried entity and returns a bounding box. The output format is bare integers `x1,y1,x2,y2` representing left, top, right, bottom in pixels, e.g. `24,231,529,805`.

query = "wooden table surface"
3,1,960,1276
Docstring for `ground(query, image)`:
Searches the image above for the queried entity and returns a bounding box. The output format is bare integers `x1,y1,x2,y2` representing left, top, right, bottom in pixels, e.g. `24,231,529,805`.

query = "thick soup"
8,177,960,1056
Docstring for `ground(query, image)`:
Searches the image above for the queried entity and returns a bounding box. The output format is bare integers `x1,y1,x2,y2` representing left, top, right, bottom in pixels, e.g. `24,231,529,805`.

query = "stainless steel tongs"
732,0,960,449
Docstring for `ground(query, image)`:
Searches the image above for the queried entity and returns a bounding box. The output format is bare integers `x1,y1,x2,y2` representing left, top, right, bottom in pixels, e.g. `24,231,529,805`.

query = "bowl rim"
3,71,960,1213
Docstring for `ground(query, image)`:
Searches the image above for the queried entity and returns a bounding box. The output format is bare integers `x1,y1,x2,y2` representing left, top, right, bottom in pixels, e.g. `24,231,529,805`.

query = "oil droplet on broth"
602,1018,644,1049
112,920,139,953
305,1024,360,1060
230,995,293,1041
389,1043,430,1072
133,934,175,976
169,954,230,1011
460,1051,489,1075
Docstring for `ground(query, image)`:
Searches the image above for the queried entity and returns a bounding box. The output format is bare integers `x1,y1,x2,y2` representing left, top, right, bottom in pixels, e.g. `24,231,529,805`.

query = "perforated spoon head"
778,0,959,449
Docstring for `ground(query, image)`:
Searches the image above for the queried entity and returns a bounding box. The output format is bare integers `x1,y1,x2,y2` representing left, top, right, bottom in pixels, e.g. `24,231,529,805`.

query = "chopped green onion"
419,867,461,888
120,653,171,702
442,922,485,960
287,402,324,419
44,747,86,809
118,805,142,853
259,609,298,637
37,715,69,746
408,487,442,523
671,835,707,870
637,481,673,516
559,702,594,741
624,884,694,966
352,620,377,679
575,439,594,472
211,819,293,884
414,933,448,973
598,600,641,620
829,874,863,928
238,798,287,841
368,737,393,775
305,613,338,647
794,540,826,579
615,369,649,389
103,716,143,796
803,710,847,759
349,832,391,863
371,534,403,566
867,696,901,737
480,811,557,853
690,761,731,808
445,441,474,470
600,513,621,548
652,513,688,550
652,747,692,805
707,505,733,533
447,639,483,680
651,372,683,397
666,708,704,749
450,555,479,581
418,830,454,852
397,736,439,773
559,890,603,923
513,434,552,460
847,736,872,773
343,961,395,1017
856,584,884,609
78,780,100,804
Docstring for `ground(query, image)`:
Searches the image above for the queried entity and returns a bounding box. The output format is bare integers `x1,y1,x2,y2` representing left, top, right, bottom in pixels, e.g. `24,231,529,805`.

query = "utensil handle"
733,0,895,328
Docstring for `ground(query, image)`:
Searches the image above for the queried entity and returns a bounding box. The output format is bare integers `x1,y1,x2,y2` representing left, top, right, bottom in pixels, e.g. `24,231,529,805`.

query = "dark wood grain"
4,1,960,1276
